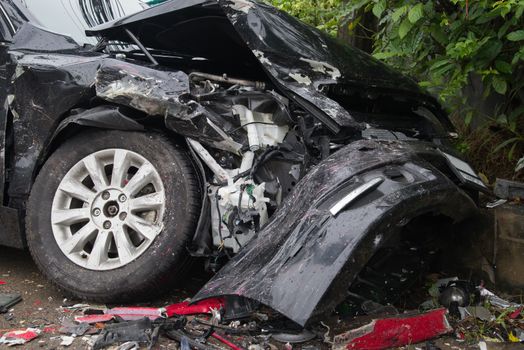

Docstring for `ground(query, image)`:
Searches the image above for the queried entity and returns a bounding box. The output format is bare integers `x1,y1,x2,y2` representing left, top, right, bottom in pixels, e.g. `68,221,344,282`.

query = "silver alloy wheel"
51,149,166,271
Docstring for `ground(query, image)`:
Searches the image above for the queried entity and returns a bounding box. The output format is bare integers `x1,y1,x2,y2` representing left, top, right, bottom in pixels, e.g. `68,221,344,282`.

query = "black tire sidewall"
26,130,200,302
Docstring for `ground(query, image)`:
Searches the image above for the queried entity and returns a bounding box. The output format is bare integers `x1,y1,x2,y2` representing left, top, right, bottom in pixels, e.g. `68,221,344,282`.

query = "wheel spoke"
113,227,135,265
129,191,164,212
111,149,129,187
83,154,109,191
52,208,90,226
58,178,96,203
125,214,161,241
87,230,111,268
62,222,97,254
124,163,155,196
52,148,166,271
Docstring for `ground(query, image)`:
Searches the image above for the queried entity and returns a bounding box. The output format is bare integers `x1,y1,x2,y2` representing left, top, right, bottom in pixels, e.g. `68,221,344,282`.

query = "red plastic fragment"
0,328,40,345
107,306,163,320
333,308,452,350
75,314,115,324
0,280,5,285
509,307,522,319
165,298,225,317
211,332,244,350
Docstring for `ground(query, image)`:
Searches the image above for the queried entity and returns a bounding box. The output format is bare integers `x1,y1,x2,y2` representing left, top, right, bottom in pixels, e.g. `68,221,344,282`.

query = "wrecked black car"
0,0,486,326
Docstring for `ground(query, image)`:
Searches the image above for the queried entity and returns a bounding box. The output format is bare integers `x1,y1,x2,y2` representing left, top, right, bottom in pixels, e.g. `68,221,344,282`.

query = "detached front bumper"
193,140,478,326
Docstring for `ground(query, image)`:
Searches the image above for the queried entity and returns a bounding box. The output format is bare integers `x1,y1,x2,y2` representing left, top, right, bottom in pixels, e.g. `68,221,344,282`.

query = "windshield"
19,0,150,44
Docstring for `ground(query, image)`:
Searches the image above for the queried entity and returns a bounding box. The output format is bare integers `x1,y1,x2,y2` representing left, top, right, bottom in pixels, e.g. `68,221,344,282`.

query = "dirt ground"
0,245,207,349
0,246,515,350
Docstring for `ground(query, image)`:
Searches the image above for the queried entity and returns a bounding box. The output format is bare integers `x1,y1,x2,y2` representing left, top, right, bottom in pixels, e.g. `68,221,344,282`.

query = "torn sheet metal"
95,61,190,116
86,0,440,132
332,309,452,350
193,140,477,326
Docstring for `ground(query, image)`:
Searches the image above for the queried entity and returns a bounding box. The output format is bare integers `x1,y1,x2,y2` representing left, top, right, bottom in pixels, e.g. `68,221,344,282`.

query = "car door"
0,2,16,205
0,1,23,248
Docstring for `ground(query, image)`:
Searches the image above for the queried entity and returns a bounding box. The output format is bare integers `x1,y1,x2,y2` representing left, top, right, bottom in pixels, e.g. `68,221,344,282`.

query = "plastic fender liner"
54,105,145,135
192,140,478,326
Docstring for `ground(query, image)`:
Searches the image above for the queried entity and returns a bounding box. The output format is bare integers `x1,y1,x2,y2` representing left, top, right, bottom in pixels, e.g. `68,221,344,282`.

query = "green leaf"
465,111,473,125
372,0,386,18
398,18,413,39
430,25,448,45
391,6,407,23
507,30,524,41
516,157,524,172
497,19,513,38
494,137,521,153
430,59,451,70
492,76,508,95
408,3,424,23
475,39,503,62
516,5,524,19
495,60,512,74
373,51,398,59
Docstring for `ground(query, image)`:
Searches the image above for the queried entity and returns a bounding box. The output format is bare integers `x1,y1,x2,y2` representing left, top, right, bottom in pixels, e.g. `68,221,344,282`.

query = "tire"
26,130,201,302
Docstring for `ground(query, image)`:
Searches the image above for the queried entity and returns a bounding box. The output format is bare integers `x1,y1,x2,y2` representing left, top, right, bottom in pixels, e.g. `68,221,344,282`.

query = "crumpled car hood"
86,0,438,133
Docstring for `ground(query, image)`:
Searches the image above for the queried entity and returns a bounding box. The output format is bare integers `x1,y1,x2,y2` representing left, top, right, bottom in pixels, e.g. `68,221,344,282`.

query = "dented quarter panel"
192,140,477,326
7,42,100,200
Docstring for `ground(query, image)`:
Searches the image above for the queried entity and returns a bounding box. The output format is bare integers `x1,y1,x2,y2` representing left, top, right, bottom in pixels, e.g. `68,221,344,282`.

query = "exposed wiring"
214,190,231,259
227,121,275,135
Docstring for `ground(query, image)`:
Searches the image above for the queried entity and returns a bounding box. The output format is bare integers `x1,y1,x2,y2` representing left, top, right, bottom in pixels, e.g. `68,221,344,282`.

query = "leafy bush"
268,0,349,36
268,0,524,180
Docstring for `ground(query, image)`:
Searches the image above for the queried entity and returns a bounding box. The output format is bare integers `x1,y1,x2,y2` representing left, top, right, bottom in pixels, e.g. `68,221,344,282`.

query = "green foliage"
361,0,524,173
267,0,349,36
268,0,524,175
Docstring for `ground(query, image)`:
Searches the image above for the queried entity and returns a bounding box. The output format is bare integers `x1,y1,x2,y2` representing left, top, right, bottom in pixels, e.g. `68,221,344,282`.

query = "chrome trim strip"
329,177,384,216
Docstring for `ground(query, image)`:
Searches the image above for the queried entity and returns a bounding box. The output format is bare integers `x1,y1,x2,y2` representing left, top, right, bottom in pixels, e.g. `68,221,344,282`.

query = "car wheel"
26,130,201,302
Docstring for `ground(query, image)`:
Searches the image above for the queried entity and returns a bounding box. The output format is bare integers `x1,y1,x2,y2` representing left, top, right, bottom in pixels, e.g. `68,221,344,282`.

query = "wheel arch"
20,105,200,241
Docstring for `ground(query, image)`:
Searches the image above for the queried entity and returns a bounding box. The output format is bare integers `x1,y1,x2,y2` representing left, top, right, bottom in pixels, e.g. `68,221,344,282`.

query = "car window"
18,0,150,45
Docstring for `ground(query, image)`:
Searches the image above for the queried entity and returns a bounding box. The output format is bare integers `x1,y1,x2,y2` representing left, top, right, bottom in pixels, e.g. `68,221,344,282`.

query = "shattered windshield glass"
19,0,150,44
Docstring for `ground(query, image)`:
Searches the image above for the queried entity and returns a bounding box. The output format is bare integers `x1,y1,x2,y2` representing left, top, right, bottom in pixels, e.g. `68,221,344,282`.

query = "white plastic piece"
233,105,261,151
188,139,230,184
239,151,255,173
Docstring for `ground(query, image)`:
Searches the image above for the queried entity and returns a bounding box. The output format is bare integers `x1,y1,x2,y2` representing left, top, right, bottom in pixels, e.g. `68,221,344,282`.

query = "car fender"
192,140,478,326
52,105,145,138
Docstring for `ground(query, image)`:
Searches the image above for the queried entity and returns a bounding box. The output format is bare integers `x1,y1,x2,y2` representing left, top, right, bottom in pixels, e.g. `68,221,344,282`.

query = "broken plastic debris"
480,287,522,309
165,297,225,317
272,330,316,344
60,335,75,346
332,308,452,350
75,314,115,324
458,306,494,321
93,318,155,349
59,319,91,336
0,328,41,346
106,306,164,320
75,305,164,323
0,293,22,313
211,332,243,350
